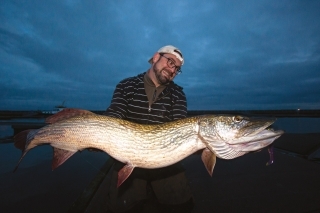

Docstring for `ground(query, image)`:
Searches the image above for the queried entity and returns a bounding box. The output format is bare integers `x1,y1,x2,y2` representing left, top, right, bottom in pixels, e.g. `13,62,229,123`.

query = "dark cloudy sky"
1,0,320,111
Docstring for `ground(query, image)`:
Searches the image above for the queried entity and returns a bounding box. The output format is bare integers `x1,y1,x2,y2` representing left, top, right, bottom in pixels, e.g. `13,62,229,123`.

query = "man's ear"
152,52,161,64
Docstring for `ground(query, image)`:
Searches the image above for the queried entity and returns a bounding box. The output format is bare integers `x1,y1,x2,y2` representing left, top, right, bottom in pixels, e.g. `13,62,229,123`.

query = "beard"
153,63,173,85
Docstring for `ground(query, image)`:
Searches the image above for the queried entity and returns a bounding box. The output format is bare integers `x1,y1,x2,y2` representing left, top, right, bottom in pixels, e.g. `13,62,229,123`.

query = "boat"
41,101,67,115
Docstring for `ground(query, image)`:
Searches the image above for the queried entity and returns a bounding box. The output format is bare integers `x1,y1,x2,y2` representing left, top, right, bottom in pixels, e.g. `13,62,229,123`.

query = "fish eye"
233,116,243,122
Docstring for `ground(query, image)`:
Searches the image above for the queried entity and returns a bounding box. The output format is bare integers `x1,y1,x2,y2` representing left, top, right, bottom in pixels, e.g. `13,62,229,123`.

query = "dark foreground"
1,133,320,213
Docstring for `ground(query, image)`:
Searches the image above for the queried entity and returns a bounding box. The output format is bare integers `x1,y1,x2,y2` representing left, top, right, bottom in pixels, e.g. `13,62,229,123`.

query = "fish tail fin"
13,129,39,172
13,152,27,172
13,129,33,151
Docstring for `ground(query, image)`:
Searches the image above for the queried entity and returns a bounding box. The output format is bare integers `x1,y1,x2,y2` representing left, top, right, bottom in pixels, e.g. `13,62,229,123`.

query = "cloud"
0,0,319,110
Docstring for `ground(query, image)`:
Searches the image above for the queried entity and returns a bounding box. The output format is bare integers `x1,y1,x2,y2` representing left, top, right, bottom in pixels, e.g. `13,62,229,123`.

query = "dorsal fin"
52,147,76,170
46,108,94,124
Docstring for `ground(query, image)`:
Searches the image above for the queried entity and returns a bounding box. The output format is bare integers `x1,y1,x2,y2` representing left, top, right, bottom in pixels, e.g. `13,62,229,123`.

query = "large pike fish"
14,109,283,187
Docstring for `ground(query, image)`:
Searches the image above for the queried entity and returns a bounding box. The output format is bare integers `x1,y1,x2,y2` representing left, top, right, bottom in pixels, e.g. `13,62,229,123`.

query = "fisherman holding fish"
104,45,194,212
13,45,283,212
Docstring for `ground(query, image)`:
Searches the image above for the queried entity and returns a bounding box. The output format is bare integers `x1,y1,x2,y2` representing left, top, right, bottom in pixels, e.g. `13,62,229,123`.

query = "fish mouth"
238,117,276,138
230,116,283,146
227,117,283,147
228,128,284,152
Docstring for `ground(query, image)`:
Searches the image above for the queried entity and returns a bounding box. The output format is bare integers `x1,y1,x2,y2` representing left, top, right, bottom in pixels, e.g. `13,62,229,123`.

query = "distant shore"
187,109,320,117
1,109,320,119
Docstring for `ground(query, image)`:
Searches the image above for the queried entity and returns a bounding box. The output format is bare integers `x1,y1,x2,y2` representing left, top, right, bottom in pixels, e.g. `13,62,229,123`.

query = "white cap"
148,45,184,65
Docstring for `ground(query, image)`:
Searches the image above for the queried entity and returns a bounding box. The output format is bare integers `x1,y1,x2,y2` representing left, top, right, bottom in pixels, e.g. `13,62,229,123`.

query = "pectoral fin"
52,147,76,170
201,148,216,176
117,164,134,187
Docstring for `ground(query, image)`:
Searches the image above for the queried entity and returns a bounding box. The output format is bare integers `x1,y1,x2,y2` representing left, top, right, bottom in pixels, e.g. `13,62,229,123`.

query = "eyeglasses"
159,53,182,75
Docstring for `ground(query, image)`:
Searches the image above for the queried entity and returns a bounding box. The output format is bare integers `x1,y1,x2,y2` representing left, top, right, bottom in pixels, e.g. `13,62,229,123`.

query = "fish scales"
32,114,204,168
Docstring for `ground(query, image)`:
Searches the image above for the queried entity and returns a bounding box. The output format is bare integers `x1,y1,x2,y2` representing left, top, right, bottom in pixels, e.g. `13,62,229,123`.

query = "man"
104,45,193,212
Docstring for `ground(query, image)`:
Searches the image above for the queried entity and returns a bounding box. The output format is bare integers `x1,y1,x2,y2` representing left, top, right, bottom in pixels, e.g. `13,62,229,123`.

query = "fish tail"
13,129,39,172
14,129,35,151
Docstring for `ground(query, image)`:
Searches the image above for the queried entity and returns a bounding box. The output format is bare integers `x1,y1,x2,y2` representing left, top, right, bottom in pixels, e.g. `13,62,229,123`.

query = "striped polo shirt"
105,72,187,124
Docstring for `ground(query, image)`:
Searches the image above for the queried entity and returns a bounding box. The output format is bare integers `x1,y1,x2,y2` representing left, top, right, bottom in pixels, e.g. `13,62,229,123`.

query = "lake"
1,116,320,212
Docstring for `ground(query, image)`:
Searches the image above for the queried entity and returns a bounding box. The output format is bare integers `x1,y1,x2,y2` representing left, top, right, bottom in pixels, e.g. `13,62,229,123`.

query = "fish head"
198,115,274,139
198,115,284,157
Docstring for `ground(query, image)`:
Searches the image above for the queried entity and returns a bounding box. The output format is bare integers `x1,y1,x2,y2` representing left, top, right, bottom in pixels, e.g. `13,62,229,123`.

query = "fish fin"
117,164,134,188
13,152,27,173
201,148,216,177
46,108,94,124
13,129,39,172
52,147,76,170
13,129,33,151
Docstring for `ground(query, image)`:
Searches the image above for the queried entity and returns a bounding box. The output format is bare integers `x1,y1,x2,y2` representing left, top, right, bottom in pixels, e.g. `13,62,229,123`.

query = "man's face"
153,53,182,85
